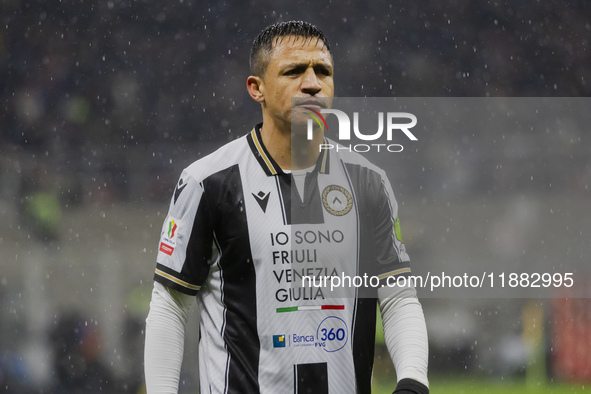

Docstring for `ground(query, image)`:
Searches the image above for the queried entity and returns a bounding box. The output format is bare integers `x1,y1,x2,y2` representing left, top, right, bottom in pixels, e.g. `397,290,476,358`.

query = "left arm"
371,169,429,393
378,285,429,393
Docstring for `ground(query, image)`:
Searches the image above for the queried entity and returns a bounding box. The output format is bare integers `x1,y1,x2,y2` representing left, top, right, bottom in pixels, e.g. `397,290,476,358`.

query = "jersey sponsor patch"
271,316,348,352
159,242,174,256
394,215,403,242
316,316,348,352
273,335,286,348
159,217,179,255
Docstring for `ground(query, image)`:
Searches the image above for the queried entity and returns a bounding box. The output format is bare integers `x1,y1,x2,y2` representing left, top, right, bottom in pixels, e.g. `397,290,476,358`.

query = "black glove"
393,378,429,394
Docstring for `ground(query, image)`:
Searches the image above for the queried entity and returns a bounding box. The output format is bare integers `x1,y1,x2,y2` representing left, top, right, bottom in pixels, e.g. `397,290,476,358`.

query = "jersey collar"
247,123,330,176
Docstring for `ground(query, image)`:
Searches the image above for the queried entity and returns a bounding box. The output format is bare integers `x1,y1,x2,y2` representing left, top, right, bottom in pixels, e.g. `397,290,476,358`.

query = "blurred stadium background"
1,0,590,392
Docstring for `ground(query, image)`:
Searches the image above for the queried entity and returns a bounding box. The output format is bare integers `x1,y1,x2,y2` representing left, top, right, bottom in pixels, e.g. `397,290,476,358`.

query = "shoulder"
183,134,250,183
327,139,399,207
328,138,387,179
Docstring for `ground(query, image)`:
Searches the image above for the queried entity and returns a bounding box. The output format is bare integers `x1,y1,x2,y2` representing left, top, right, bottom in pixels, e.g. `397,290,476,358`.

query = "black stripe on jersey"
291,171,324,225
276,170,325,225
275,174,290,225
154,263,201,296
213,232,232,394
344,161,408,392
344,163,407,277
294,362,328,394
181,181,218,290
342,161,373,300
351,298,377,394
296,137,330,225
202,164,260,394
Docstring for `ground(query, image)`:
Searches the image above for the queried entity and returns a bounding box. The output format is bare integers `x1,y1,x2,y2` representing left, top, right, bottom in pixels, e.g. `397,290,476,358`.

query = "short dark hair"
250,21,331,77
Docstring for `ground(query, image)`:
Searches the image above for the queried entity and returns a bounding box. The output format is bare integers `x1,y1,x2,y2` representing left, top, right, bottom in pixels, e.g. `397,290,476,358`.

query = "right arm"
144,282,195,394
145,170,212,392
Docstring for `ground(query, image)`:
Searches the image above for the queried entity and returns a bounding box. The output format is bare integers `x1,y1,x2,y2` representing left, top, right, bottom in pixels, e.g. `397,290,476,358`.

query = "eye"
314,65,332,76
284,66,305,76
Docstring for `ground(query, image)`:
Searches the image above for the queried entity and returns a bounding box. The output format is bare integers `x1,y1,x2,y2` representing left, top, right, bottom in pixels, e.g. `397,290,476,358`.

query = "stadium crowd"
1,0,590,204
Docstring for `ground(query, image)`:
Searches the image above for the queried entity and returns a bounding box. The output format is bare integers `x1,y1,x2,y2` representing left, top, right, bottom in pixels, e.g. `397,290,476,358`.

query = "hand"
393,378,429,394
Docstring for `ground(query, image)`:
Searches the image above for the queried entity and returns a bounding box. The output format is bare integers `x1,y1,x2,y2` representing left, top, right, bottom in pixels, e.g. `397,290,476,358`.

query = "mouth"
293,98,328,110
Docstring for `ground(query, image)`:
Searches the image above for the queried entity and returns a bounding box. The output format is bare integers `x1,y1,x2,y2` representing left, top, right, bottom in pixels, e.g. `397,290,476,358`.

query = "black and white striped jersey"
154,123,411,394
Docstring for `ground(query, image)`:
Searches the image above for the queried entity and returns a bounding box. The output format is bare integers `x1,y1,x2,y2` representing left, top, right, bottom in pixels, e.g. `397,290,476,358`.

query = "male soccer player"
145,21,429,394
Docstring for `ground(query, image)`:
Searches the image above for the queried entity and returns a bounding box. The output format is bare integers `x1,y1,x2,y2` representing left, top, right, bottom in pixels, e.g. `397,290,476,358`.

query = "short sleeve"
154,170,215,295
372,171,411,284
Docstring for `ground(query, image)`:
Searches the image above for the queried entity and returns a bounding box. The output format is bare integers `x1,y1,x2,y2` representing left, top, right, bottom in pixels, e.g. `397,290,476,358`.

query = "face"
256,36,334,131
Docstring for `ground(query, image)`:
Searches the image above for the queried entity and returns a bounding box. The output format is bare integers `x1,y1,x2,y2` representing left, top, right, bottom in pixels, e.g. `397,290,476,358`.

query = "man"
145,21,429,394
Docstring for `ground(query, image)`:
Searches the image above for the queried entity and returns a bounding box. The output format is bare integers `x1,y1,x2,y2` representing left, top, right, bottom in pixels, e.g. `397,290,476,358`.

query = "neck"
260,115,323,171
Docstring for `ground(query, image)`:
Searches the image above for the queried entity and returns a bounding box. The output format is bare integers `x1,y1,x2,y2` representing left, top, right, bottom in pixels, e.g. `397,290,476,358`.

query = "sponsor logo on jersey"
272,316,348,352
160,218,178,255
273,334,286,348
395,215,403,242
322,185,353,216
159,242,174,256
316,316,348,352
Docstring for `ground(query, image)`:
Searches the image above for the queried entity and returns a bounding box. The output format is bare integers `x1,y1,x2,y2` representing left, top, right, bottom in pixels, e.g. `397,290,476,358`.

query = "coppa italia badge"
304,107,417,153
159,219,178,256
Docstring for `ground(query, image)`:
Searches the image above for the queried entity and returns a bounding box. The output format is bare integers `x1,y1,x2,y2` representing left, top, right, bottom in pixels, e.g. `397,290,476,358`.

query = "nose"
301,67,321,95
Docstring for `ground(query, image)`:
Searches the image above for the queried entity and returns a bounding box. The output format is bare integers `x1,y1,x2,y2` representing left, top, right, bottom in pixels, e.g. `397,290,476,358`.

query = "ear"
246,75,265,104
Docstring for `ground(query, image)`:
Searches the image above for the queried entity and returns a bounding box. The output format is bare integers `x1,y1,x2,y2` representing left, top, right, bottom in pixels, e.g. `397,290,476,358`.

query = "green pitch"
372,376,588,394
